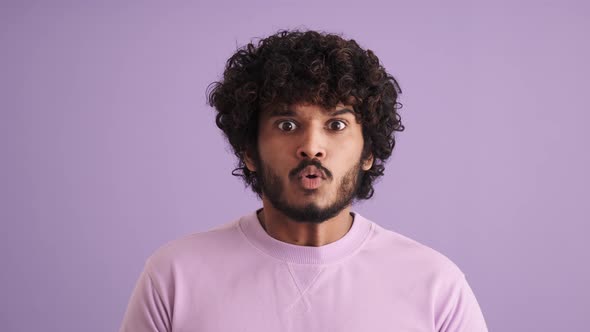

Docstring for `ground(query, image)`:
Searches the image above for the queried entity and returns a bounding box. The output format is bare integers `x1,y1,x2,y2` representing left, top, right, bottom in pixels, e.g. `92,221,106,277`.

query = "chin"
290,190,329,202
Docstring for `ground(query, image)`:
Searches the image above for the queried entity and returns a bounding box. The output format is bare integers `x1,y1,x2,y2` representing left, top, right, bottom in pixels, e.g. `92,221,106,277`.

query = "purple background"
2,1,589,331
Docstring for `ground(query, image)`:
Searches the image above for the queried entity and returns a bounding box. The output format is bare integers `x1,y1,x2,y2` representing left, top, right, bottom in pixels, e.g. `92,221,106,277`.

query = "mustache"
289,159,333,179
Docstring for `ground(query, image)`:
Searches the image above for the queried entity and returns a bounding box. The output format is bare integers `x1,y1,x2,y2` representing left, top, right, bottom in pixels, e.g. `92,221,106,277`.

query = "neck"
257,200,354,247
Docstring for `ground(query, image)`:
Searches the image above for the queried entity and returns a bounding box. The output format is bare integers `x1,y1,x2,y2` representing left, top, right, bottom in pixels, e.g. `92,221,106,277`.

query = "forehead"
261,103,356,119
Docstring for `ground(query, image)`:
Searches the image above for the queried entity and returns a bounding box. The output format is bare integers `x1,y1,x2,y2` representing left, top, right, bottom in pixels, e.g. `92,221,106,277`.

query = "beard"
254,157,363,224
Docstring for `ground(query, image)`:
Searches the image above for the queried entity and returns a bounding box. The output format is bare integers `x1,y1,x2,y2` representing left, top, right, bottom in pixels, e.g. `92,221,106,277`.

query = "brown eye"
328,120,347,131
277,120,297,131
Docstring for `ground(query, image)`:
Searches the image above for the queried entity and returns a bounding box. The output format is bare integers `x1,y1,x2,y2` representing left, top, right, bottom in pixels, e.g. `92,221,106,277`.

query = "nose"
296,127,326,160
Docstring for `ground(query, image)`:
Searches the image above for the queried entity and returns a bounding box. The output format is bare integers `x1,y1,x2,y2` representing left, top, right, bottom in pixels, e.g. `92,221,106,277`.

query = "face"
245,103,374,223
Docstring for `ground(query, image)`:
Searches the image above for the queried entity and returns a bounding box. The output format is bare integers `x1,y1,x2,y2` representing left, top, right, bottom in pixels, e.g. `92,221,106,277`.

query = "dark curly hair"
207,30,404,200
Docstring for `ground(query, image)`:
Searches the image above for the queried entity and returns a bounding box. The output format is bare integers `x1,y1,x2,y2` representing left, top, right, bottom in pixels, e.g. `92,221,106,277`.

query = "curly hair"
207,30,404,200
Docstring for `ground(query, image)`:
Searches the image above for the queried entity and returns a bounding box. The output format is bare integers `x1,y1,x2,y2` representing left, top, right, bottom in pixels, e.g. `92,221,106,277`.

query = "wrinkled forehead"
260,102,357,120
260,96,360,117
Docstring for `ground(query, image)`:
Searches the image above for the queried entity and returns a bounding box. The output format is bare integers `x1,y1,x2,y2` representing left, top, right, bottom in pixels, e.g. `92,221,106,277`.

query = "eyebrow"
267,107,355,118
268,108,296,117
329,108,355,117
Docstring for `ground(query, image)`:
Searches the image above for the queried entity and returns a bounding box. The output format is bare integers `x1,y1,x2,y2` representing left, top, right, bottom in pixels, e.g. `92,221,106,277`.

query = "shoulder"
359,215,465,281
144,216,244,277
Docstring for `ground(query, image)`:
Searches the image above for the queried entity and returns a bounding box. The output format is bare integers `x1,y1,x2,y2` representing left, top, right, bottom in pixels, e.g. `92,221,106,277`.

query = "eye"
327,120,347,131
277,120,297,132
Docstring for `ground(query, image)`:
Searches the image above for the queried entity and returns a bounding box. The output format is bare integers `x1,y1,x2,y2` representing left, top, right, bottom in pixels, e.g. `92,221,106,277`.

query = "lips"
296,166,325,190
297,166,326,180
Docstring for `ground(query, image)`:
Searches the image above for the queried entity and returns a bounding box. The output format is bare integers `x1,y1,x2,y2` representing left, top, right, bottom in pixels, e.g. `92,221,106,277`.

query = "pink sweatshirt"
120,211,488,331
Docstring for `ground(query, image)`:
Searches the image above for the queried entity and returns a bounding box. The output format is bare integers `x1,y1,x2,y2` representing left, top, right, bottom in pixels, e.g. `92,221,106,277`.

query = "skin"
244,103,373,247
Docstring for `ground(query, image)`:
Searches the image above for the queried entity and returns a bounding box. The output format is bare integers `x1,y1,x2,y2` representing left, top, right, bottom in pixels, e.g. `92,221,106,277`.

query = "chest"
169,263,435,332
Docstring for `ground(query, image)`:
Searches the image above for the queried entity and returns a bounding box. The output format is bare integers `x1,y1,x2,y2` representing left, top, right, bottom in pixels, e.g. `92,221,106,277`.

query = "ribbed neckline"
238,209,374,264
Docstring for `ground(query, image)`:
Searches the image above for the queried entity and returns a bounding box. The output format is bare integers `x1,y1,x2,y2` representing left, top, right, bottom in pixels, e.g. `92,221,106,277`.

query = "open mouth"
298,165,325,180
296,166,325,190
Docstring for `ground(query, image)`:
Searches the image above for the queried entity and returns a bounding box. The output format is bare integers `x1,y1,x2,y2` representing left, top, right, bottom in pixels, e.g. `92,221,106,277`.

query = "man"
120,30,488,331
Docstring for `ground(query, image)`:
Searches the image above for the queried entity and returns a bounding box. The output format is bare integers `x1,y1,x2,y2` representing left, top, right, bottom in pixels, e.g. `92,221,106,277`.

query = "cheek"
258,139,293,170
336,139,364,163
259,138,283,158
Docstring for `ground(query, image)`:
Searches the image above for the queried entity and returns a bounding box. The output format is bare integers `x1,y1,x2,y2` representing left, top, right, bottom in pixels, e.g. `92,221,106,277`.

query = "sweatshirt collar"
238,209,373,264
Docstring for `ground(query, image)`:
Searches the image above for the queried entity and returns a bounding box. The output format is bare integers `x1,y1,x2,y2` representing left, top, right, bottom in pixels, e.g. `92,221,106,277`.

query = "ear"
362,153,374,171
243,149,257,172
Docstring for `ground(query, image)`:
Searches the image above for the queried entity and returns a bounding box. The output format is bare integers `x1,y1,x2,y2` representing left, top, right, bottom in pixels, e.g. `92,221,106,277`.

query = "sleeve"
436,274,489,332
119,261,172,332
